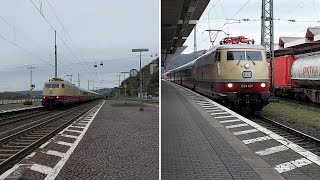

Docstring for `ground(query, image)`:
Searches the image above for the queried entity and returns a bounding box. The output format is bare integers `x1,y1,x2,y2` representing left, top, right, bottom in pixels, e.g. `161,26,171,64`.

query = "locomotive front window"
52,84,59,88
227,51,245,60
45,84,59,88
227,51,262,61
45,84,51,88
246,51,262,61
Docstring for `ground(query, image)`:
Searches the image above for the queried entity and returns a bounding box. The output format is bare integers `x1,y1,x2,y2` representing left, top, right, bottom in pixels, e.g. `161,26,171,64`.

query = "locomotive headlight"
227,83,233,88
56,96,59,99
261,83,266,88
244,63,250,69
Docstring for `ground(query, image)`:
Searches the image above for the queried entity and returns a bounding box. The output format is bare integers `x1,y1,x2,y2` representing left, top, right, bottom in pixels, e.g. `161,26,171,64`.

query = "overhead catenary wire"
29,0,91,74
220,0,253,29
0,53,157,71
44,0,95,73
0,34,52,66
0,13,75,74
205,17,320,23
206,0,221,43
199,0,253,48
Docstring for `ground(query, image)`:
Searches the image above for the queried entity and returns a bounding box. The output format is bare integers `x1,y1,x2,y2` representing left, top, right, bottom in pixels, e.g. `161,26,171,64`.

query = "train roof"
170,44,266,73
79,87,102,95
44,78,102,96
216,44,265,50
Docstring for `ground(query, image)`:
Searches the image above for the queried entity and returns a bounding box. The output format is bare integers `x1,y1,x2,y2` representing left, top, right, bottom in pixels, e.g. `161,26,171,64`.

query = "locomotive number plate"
242,71,252,78
240,84,254,89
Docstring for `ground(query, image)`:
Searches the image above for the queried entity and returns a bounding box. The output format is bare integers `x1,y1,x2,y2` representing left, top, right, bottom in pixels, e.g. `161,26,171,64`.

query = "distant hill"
166,50,206,70
93,88,113,95
116,58,159,97
19,90,43,98
0,91,29,99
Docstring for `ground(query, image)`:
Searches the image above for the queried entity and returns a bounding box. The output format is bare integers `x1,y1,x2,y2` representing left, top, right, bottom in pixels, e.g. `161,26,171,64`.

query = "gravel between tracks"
259,101,320,140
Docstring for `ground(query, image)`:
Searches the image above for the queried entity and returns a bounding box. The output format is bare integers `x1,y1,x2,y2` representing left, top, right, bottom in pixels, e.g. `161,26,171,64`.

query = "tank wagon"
274,54,320,103
42,78,102,109
164,44,270,113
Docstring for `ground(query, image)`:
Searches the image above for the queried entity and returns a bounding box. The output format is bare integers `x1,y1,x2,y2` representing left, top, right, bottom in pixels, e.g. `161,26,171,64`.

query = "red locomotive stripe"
195,81,269,93
43,95,96,101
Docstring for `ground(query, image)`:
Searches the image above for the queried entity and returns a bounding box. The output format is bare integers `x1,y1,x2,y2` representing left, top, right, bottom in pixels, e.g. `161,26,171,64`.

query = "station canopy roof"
161,0,210,60
275,27,320,57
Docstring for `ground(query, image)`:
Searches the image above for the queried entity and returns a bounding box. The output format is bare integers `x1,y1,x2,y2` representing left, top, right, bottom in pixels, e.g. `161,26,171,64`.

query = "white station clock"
129,69,138,77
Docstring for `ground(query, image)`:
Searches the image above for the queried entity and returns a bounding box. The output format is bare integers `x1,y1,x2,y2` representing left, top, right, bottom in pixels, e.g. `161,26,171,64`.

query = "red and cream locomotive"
42,78,102,109
164,44,270,113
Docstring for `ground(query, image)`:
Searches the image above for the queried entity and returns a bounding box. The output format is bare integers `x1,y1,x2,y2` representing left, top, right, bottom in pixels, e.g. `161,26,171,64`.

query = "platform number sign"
242,71,252,78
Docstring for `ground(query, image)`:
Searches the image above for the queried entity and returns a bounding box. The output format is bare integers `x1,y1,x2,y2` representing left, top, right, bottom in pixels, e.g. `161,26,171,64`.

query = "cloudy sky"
183,0,320,54
0,0,158,91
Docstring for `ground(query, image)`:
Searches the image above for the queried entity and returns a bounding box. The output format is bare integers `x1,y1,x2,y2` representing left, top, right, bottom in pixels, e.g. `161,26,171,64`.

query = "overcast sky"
0,0,158,91
183,0,320,54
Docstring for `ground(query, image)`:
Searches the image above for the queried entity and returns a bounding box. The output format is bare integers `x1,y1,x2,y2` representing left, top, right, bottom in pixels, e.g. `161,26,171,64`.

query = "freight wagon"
274,54,320,103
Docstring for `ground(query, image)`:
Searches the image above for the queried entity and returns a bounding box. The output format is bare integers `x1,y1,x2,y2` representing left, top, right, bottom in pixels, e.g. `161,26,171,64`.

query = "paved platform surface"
1,100,158,180
161,81,285,180
0,102,42,112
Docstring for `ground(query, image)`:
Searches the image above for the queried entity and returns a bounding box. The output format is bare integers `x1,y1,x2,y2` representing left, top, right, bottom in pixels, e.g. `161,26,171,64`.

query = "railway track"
0,109,50,126
0,100,101,174
252,114,320,155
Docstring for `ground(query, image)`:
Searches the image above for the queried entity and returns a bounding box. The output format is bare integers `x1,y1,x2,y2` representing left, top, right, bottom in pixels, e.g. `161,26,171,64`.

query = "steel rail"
0,110,49,126
255,114,320,143
253,114,320,155
0,100,101,174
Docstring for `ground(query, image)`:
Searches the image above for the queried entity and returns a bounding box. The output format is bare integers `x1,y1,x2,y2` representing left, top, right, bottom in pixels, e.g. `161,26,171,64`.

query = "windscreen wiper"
237,55,243,65
247,55,256,65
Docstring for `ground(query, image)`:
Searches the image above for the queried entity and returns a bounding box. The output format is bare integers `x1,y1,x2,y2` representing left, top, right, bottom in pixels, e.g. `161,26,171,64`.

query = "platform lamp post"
121,71,129,104
132,48,149,111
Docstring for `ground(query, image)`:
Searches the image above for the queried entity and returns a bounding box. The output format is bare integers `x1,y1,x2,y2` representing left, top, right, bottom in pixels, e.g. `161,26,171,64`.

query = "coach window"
215,52,221,61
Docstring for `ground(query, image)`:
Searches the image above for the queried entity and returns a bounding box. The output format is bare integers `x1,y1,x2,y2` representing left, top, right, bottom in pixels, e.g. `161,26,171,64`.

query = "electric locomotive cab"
218,45,270,112
42,78,64,109
42,78,80,109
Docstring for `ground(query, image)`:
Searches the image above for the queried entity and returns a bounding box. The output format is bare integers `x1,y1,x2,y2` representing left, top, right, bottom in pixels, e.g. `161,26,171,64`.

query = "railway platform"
0,100,158,179
161,80,320,180
0,102,42,113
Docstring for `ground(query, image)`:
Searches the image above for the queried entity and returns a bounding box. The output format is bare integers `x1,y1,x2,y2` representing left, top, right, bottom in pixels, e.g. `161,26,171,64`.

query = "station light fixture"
132,48,149,111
